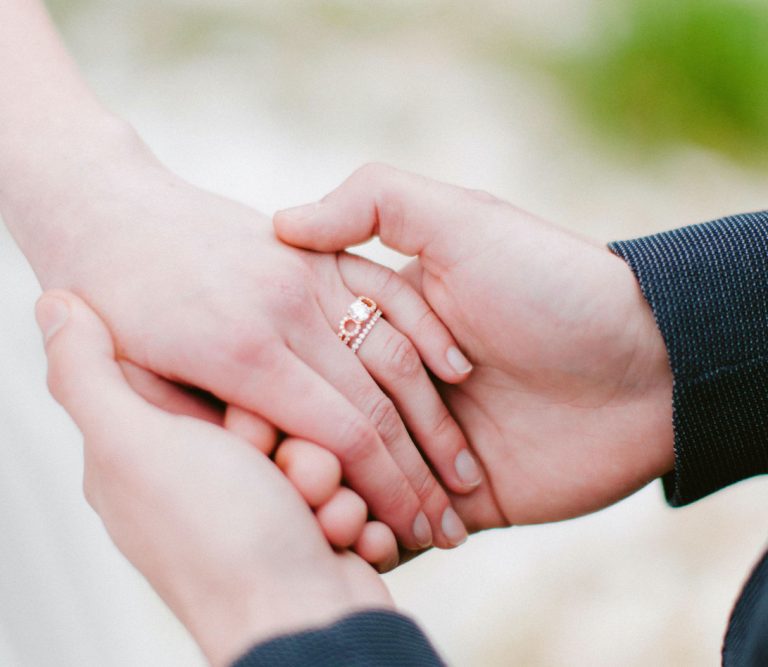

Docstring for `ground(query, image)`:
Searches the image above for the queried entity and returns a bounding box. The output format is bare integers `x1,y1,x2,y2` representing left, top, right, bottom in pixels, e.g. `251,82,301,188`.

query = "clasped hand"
36,162,675,666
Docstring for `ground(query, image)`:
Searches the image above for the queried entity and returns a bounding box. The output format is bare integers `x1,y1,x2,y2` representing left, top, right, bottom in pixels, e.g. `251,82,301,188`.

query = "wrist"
0,113,159,282
190,584,392,667
617,254,676,479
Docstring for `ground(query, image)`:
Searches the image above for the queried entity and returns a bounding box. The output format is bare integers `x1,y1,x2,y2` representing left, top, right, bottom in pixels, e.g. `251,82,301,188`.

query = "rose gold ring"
338,296,382,352
349,309,382,354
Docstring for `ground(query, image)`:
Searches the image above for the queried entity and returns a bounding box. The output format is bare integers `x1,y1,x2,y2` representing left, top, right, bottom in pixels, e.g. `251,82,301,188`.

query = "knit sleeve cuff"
609,211,768,506
231,610,445,667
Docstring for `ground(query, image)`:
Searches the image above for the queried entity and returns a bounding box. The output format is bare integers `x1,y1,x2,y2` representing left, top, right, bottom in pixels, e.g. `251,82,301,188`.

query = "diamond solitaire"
338,296,379,345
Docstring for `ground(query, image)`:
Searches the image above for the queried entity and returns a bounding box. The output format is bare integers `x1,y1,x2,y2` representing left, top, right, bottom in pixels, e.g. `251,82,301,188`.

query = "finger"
229,351,433,551
324,265,478,494
224,406,278,456
292,318,466,549
354,522,399,573
315,487,368,549
337,252,472,382
36,291,156,438
348,317,481,495
275,438,341,508
274,163,477,263
276,439,378,551
120,363,278,456
119,360,225,425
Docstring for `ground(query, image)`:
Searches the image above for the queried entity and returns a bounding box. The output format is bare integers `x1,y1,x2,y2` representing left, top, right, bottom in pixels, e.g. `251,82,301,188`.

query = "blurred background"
2,0,768,665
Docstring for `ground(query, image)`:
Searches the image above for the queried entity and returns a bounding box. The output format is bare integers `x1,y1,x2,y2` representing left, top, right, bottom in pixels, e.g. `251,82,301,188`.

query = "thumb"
274,163,472,263
36,290,149,438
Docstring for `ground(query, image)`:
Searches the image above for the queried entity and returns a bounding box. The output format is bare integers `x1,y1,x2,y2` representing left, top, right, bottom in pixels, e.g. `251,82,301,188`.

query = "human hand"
7,142,478,550
120,365,400,566
275,164,675,528
36,290,395,667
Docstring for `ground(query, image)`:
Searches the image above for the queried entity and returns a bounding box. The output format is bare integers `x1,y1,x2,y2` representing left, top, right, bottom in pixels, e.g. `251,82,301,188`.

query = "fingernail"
441,507,468,547
412,511,432,548
276,202,320,222
446,346,473,375
454,450,482,488
35,297,69,343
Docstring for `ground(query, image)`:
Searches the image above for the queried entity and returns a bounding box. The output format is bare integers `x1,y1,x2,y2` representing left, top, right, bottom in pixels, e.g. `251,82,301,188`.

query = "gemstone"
349,300,372,321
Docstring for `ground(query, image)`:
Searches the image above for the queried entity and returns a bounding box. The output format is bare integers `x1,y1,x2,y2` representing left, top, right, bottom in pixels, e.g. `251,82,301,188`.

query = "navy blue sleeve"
723,549,768,666
609,210,768,506
231,610,445,667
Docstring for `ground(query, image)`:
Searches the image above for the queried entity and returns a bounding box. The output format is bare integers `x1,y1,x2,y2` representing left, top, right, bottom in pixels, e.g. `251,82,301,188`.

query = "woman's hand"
36,290,395,667
3,138,478,550
275,164,675,530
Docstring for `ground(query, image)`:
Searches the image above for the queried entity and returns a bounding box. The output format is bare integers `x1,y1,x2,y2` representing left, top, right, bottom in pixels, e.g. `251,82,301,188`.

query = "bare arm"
0,0,139,272
0,3,475,552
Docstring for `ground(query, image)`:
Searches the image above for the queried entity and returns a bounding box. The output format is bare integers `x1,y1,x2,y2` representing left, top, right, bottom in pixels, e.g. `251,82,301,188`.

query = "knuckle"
366,394,404,445
380,475,417,517
384,334,422,379
336,415,379,464
410,466,440,503
350,164,407,245
267,274,314,318
228,329,281,371
354,162,394,185
432,407,460,442
412,305,439,337
371,263,403,300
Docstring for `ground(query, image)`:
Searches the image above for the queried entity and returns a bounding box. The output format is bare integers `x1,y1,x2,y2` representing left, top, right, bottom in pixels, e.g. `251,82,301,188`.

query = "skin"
115,364,400,566
0,0,482,550
36,290,394,667
275,164,676,533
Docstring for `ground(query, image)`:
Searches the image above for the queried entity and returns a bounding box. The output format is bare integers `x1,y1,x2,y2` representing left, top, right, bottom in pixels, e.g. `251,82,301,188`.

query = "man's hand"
275,164,675,530
36,291,394,667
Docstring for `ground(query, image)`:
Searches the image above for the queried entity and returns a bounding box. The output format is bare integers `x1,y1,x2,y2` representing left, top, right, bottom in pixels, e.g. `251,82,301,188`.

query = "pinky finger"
354,521,399,573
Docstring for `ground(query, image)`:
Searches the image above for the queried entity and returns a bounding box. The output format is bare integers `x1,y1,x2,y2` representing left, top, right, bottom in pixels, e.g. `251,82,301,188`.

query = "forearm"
0,0,145,275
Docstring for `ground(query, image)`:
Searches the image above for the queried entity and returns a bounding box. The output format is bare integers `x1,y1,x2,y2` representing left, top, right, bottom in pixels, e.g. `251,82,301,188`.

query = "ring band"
338,296,382,352
350,309,382,354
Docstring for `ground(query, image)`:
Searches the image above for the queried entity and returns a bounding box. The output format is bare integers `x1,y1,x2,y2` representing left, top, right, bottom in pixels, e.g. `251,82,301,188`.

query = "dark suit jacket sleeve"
609,210,768,506
230,610,445,667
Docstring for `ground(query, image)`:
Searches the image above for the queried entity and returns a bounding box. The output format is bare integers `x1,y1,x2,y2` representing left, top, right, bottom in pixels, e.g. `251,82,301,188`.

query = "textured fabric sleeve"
609,210,768,506
723,548,768,666
231,610,445,667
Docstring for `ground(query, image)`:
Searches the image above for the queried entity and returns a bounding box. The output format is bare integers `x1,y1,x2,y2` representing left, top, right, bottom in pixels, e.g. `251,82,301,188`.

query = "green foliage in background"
47,0,768,164
557,0,768,162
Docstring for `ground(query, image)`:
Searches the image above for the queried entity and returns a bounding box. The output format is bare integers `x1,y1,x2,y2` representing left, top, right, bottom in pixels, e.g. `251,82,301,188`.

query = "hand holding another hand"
36,291,395,667
276,164,675,530
8,140,480,550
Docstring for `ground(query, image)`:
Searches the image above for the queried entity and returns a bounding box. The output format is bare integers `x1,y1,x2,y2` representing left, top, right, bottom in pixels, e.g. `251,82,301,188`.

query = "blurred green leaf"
555,0,768,163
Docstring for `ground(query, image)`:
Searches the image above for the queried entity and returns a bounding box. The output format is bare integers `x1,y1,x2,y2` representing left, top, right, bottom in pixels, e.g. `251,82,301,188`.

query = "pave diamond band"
338,296,382,352
350,309,382,354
